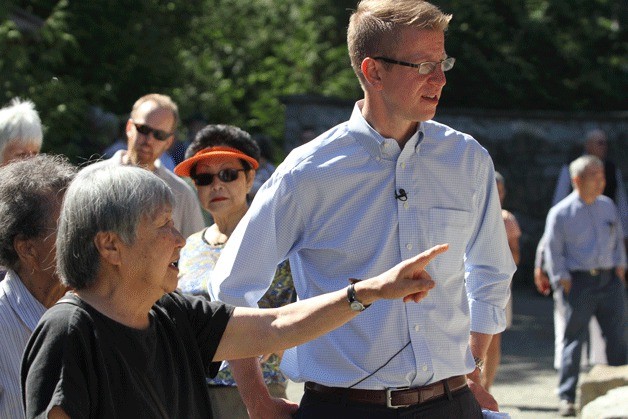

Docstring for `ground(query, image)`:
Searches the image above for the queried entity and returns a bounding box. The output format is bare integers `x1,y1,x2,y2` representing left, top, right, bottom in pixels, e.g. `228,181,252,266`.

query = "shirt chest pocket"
428,208,474,277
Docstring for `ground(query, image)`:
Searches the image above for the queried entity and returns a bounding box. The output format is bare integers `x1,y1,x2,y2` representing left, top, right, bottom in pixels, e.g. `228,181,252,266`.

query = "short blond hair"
130,93,179,131
347,0,452,84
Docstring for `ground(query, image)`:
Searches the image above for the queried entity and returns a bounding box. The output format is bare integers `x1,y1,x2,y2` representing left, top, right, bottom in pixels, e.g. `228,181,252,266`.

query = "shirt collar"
348,101,423,161
1,269,47,331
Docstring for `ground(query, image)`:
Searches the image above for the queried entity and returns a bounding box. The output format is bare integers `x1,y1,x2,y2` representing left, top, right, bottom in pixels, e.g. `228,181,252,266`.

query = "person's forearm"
469,331,492,362
230,358,272,412
216,287,362,361
214,244,446,361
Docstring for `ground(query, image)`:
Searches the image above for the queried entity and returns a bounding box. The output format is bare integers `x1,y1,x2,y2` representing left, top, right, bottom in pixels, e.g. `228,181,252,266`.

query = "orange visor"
174,146,259,177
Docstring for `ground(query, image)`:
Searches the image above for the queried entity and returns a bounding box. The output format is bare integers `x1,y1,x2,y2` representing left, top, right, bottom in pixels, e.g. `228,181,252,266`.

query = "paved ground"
286,287,577,418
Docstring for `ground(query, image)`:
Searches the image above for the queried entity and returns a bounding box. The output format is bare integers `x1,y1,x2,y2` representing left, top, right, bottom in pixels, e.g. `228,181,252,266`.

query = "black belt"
572,268,612,276
304,375,467,409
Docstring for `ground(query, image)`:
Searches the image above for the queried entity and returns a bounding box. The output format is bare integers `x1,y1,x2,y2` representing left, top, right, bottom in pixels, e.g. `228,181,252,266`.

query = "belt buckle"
386,387,410,409
590,269,599,276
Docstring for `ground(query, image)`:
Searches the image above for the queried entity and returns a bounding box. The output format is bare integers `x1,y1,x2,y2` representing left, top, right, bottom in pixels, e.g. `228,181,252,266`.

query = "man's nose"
429,68,446,85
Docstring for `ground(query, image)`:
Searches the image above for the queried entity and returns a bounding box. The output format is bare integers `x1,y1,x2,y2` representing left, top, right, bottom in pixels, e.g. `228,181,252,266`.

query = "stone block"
579,364,628,410
580,386,628,419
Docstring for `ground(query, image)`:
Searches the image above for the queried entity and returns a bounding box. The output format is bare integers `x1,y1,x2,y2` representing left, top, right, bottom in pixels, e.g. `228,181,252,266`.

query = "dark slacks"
294,386,482,419
558,270,627,402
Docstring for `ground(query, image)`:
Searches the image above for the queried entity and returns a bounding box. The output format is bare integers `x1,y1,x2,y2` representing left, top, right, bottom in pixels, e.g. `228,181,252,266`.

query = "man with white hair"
0,98,42,165
544,155,626,416
541,129,627,369
552,129,627,236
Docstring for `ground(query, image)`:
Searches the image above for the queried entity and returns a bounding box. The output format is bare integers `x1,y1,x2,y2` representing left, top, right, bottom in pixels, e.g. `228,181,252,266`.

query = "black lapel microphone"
394,188,407,201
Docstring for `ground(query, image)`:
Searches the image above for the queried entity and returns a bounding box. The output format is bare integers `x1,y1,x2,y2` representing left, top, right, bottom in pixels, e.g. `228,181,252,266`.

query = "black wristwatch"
347,282,370,312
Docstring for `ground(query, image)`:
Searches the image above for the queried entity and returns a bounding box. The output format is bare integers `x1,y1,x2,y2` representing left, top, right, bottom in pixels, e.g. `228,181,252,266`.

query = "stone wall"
282,94,628,286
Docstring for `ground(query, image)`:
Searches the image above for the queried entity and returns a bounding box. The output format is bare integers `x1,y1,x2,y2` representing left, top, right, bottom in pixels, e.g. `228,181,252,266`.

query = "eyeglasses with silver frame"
373,56,455,75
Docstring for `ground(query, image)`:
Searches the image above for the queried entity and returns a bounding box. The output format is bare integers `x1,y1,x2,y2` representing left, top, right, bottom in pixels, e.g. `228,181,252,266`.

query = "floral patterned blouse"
177,228,295,386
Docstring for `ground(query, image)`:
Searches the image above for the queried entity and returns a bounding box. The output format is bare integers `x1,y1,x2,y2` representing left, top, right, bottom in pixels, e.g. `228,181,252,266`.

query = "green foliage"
0,0,625,160
172,0,358,144
442,0,627,110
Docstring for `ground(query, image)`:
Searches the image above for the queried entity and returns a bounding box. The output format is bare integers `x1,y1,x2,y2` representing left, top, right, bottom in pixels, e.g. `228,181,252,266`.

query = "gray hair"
57,165,173,289
0,154,76,270
0,98,43,161
569,155,603,179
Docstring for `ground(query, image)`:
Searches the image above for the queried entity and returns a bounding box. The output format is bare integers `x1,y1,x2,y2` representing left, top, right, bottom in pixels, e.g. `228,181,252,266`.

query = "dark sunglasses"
132,122,174,141
192,169,245,186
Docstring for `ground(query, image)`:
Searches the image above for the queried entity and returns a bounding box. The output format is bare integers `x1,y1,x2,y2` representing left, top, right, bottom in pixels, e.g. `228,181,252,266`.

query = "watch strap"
347,282,370,311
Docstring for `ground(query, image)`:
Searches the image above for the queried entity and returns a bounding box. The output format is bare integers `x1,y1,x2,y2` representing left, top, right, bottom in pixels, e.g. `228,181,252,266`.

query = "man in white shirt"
209,1,515,418
86,94,204,238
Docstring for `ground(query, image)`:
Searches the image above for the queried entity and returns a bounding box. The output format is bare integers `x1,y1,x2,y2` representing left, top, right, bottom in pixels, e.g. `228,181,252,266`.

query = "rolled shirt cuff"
469,299,507,335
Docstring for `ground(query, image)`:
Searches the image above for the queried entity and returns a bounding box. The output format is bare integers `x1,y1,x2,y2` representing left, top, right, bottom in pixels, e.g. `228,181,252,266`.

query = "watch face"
350,301,364,311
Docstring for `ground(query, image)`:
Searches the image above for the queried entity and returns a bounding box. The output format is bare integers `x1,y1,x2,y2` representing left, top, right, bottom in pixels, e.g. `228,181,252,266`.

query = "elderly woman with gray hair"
0,154,75,419
21,165,448,419
0,98,43,165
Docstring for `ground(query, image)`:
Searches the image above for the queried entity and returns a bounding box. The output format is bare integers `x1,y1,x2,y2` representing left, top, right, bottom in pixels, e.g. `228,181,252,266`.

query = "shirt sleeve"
611,203,627,267
168,292,235,378
179,185,206,239
21,309,91,419
534,234,546,269
552,165,571,206
465,159,516,335
209,171,303,307
614,167,628,239
503,211,522,240
544,207,570,285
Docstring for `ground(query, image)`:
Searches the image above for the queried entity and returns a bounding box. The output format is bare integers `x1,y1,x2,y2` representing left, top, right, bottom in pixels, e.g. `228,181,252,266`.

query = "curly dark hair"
0,154,76,269
185,124,260,174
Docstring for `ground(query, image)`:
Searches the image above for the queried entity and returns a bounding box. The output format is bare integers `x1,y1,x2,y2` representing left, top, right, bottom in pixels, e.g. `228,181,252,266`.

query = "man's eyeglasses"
373,56,455,75
132,121,174,141
192,169,245,186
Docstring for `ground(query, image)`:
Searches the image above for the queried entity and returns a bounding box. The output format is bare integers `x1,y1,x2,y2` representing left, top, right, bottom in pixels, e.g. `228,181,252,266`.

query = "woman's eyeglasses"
192,169,245,186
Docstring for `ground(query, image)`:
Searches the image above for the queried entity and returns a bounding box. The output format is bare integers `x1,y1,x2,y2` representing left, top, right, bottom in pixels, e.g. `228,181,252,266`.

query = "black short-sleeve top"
21,291,234,419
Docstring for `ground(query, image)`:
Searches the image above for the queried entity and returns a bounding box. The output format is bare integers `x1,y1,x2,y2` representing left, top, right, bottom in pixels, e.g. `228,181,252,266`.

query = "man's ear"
125,118,135,140
361,57,385,90
164,135,175,150
94,231,123,266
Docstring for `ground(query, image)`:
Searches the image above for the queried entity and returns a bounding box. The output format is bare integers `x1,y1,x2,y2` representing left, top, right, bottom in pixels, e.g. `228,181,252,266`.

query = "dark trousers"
558,270,627,402
294,386,482,419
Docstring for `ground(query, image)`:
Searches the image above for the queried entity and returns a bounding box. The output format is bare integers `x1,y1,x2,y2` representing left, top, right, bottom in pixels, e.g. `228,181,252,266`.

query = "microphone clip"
395,188,407,201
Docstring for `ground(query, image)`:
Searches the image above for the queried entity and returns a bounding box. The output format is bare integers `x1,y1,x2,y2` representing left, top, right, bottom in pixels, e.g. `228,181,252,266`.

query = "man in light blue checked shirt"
544,155,626,417
209,1,515,418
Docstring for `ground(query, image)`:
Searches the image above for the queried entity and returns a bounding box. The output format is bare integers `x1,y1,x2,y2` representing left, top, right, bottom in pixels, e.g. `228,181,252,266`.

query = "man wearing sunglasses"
210,1,514,418
86,94,205,239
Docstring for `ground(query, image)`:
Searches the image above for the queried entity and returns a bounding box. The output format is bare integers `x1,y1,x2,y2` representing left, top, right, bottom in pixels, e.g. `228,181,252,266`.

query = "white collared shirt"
210,101,514,389
0,270,46,419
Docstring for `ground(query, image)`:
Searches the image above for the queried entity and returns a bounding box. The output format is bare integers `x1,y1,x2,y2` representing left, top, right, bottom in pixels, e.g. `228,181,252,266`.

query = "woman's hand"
354,244,449,305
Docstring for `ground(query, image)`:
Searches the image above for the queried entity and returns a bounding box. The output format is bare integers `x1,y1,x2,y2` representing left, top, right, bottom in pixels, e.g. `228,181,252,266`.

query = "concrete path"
286,287,572,418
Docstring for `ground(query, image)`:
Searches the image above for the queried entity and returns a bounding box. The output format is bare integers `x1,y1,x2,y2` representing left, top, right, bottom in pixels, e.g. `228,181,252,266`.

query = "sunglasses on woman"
191,169,245,186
